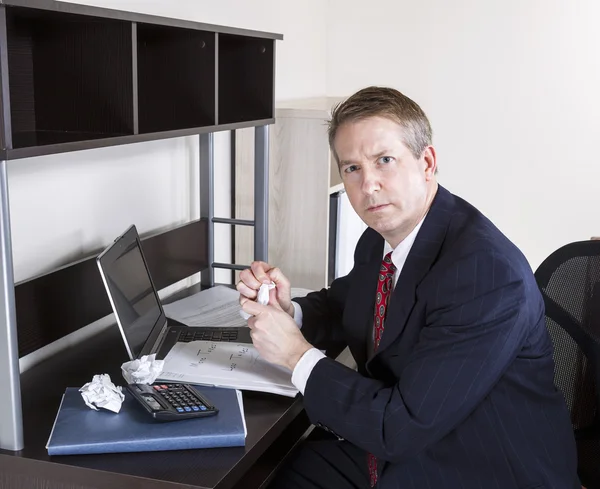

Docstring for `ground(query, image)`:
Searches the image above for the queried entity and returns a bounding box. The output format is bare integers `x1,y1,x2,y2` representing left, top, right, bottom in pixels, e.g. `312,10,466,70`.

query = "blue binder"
46,385,246,455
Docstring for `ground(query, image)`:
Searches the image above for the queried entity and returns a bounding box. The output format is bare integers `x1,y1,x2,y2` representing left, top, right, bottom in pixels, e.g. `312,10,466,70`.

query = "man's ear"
422,146,437,179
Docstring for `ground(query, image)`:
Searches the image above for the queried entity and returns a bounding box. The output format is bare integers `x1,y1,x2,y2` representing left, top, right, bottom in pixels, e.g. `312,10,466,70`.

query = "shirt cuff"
292,301,303,327
291,347,326,395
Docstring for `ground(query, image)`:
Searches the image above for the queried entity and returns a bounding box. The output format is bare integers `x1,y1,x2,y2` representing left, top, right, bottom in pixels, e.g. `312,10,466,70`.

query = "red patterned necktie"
368,251,396,487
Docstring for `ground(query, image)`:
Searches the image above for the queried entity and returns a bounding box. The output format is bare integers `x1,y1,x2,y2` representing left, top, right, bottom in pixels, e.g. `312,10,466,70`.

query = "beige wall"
326,0,600,269
18,0,600,367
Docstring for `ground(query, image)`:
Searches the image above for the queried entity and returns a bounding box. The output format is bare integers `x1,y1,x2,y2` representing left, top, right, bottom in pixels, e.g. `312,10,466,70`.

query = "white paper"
240,282,275,320
121,353,164,384
79,374,125,413
158,286,314,398
163,286,247,327
163,285,314,327
158,341,299,397
257,282,276,303
236,390,247,438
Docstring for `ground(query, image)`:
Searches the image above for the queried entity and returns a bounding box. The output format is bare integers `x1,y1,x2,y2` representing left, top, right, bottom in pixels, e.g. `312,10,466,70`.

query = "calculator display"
142,394,163,411
127,383,219,421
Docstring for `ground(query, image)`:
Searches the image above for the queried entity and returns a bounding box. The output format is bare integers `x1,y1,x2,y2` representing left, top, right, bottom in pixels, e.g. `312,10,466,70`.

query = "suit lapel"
344,232,384,368
369,186,455,360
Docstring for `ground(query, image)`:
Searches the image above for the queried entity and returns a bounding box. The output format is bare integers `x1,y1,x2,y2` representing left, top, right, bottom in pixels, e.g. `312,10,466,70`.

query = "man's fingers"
239,268,263,291
268,288,283,310
237,281,258,301
268,267,287,287
241,298,266,317
251,261,274,285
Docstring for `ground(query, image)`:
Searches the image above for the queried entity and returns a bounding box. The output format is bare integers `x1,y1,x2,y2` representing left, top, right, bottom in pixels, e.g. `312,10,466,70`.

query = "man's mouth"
367,204,389,212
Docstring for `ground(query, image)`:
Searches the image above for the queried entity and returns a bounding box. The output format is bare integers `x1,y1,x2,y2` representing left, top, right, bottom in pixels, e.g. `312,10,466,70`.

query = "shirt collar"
383,214,427,272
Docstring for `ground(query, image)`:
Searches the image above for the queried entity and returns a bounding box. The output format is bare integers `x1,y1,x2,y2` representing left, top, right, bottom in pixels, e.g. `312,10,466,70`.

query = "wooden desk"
0,322,313,489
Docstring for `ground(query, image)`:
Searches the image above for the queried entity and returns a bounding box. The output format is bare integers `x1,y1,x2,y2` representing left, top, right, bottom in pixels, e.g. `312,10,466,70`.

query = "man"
238,86,578,488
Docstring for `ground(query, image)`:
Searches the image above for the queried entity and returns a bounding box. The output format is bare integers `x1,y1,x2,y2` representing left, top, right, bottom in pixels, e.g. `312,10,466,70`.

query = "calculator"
126,383,219,421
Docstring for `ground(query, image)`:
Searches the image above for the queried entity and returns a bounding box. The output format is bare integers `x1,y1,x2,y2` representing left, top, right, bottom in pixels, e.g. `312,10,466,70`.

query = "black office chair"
535,240,600,489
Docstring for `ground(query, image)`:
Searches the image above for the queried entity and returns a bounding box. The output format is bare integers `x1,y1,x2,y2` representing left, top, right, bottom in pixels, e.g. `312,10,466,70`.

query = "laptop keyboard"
177,328,239,343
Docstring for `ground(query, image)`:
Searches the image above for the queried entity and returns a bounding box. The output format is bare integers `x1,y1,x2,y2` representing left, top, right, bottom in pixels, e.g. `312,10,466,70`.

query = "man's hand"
241,289,313,371
237,261,294,318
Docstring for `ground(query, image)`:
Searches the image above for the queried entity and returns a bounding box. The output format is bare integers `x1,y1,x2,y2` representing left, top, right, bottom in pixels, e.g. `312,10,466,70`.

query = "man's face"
334,116,436,248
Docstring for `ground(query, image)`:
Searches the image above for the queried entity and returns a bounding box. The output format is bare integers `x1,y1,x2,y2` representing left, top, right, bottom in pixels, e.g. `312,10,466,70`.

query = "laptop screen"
97,225,164,360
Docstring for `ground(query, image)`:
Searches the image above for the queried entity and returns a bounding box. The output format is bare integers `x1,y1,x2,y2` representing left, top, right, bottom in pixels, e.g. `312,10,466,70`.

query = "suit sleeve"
294,274,350,350
293,228,377,350
302,249,531,464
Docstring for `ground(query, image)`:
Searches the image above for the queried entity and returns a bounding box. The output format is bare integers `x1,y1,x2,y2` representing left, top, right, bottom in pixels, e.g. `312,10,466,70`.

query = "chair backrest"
535,240,600,487
534,240,600,433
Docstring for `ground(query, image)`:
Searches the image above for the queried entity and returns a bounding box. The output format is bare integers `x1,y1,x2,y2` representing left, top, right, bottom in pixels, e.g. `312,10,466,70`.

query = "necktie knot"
380,251,396,277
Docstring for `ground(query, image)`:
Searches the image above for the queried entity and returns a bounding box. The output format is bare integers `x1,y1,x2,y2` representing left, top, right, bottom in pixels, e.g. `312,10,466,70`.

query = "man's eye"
344,165,358,173
379,156,393,164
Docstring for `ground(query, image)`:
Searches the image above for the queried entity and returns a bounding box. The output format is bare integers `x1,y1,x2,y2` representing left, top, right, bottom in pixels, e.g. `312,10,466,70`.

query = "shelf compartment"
5,7,134,149
218,33,274,125
137,24,215,134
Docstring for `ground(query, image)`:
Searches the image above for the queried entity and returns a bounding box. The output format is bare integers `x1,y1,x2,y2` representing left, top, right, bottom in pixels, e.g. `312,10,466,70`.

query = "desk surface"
0,315,311,489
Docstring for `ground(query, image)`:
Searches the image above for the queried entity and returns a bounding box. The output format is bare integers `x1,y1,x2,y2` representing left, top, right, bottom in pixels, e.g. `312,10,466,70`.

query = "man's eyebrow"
338,160,360,168
371,150,390,159
338,150,393,167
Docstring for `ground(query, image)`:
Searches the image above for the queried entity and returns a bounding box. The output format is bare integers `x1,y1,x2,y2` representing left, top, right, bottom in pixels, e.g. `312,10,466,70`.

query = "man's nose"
361,168,380,195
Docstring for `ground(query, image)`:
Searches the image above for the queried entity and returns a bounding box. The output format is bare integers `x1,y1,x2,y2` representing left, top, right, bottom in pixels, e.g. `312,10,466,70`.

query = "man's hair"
328,86,433,161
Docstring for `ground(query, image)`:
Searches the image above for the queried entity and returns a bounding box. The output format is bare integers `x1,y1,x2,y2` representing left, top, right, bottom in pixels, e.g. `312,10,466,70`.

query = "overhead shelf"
0,0,282,160
6,7,134,149
137,23,215,133
218,33,274,125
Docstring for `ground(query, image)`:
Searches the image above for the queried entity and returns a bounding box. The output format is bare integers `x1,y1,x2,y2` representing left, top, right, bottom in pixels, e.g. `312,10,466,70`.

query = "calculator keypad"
127,382,218,421
152,384,209,413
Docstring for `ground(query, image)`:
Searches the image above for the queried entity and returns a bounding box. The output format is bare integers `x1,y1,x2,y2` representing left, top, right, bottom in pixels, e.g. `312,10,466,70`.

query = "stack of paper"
159,341,299,397
163,285,314,327
160,285,315,397
163,286,247,327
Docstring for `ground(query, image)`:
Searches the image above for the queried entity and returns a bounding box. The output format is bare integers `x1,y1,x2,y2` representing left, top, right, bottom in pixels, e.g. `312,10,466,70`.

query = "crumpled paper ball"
240,282,276,320
121,353,164,385
79,373,124,413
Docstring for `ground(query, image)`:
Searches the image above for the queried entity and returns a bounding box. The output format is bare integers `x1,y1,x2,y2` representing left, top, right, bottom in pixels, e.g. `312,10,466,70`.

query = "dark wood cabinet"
0,0,282,159
0,2,288,487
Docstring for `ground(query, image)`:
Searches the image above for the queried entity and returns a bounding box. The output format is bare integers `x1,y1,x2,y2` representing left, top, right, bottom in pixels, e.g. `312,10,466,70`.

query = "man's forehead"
334,121,409,162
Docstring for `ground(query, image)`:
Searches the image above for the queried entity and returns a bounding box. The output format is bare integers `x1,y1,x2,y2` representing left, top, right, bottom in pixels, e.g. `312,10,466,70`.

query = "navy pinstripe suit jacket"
295,186,578,488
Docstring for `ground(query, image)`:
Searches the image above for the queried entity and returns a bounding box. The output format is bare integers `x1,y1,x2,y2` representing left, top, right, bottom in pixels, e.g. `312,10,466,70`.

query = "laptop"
96,224,252,361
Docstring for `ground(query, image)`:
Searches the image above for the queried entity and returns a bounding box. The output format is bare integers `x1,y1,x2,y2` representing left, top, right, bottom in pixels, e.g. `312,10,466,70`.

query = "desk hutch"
0,1,298,488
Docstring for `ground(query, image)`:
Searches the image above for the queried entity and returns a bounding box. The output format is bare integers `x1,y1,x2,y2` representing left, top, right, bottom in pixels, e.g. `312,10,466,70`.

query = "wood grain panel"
233,127,255,283
235,112,331,290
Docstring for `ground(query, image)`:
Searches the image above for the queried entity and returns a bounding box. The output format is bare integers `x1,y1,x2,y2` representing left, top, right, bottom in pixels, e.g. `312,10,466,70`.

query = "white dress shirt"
290,216,426,394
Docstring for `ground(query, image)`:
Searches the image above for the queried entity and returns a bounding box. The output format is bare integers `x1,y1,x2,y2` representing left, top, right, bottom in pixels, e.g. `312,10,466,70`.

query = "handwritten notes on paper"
158,285,316,397
159,341,299,397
